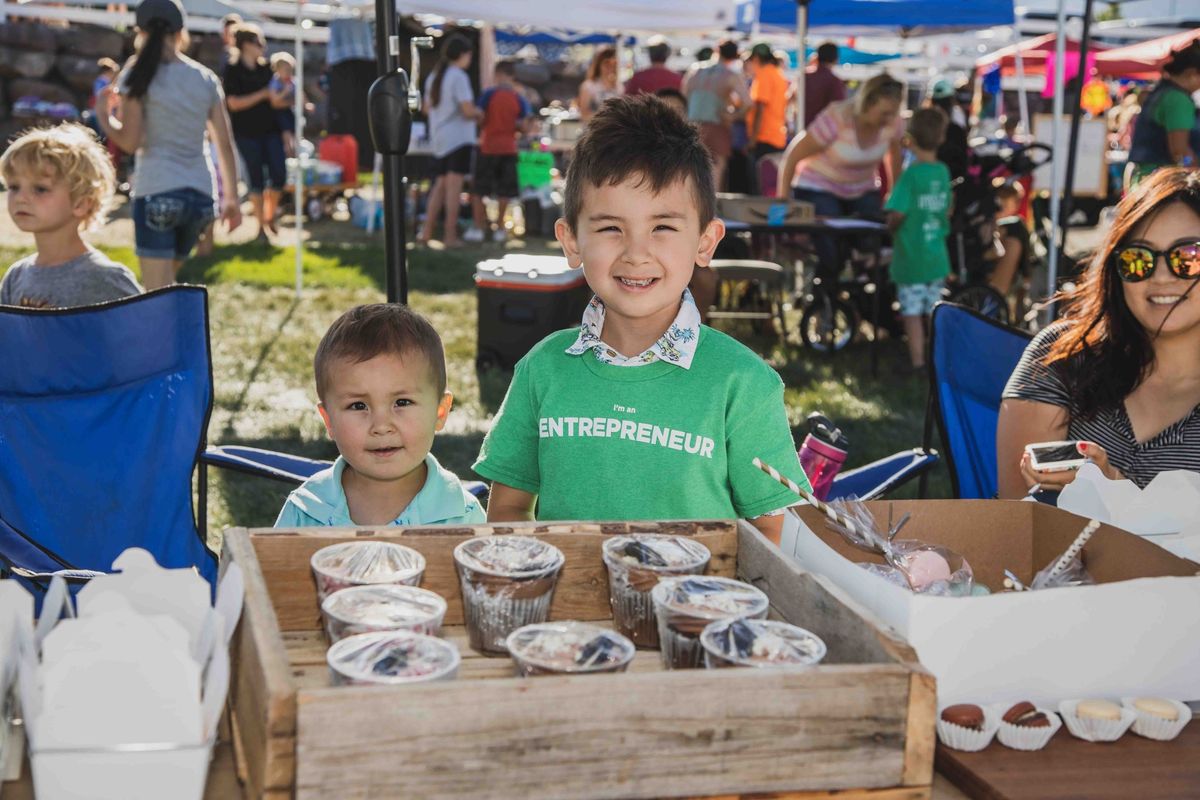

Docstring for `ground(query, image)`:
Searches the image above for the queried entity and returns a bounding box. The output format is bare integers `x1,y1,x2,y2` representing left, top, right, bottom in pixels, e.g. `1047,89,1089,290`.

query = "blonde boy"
276,304,485,527
0,124,141,308
474,95,809,544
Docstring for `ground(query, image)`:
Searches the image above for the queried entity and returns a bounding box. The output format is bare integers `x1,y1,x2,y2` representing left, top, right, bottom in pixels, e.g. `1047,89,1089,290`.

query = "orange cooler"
474,255,590,371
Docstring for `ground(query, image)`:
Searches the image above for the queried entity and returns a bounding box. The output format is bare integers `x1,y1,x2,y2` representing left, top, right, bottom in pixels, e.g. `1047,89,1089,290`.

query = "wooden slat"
224,528,299,796
901,672,937,787
295,665,914,800
249,520,738,632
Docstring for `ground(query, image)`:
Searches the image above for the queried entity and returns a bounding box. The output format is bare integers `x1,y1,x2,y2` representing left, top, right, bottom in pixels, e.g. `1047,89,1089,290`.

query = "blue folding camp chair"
0,287,218,593
828,448,939,501
921,302,1033,499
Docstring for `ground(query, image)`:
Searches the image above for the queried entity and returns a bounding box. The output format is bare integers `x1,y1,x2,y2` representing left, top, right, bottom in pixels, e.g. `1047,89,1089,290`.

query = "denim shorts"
132,188,216,261
235,133,287,193
897,279,946,317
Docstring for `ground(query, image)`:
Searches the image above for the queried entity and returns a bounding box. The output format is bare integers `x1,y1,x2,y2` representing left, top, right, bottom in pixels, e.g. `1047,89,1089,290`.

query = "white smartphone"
1025,440,1086,472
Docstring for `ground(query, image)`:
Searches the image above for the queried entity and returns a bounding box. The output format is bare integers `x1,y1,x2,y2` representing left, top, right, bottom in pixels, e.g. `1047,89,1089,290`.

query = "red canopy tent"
976,33,1110,76
1094,28,1200,80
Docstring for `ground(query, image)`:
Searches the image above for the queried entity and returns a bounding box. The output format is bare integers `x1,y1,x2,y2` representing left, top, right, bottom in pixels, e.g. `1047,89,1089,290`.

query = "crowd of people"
2,5,1199,504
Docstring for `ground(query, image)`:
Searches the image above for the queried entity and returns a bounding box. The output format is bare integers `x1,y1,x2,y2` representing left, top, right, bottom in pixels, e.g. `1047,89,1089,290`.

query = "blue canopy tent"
735,0,1016,129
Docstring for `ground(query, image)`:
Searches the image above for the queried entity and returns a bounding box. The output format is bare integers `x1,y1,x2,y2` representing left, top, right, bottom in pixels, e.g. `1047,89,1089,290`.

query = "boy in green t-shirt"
885,107,952,372
473,94,809,544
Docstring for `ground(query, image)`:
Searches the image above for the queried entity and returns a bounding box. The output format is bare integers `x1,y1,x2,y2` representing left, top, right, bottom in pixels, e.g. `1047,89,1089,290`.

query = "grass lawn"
0,226,950,546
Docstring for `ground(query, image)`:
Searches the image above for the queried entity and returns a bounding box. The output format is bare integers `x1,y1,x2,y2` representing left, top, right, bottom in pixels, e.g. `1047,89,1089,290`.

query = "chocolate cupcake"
326,631,460,686
699,618,826,669
506,622,636,677
310,541,426,603
601,535,711,648
453,536,565,654
320,584,448,643
650,576,768,669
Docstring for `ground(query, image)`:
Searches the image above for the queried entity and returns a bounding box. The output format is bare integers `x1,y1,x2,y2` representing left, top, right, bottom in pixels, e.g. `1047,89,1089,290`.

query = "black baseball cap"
136,0,185,32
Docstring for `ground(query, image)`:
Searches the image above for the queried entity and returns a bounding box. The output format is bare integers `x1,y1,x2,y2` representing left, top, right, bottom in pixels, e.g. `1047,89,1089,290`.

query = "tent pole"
794,0,809,133
1057,0,1094,264
1013,25,1030,137
1046,0,1067,317
375,0,406,304
294,0,304,298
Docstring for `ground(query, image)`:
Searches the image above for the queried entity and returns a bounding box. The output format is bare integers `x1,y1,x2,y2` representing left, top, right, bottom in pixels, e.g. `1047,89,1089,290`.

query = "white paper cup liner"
936,706,999,752
995,705,1062,751
1122,697,1193,742
1058,700,1137,742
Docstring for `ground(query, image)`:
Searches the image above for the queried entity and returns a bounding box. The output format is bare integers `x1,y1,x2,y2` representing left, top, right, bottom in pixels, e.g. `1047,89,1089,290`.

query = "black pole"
374,0,408,304
1056,0,1095,266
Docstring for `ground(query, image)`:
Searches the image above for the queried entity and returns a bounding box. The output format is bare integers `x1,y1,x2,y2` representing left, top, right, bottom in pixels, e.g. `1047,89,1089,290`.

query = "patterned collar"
565,290,702,369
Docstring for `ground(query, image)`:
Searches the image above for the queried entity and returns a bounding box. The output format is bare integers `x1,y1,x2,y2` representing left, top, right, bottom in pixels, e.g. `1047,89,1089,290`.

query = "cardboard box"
225,520,936,800
716,193,815,226
782,500,1200,707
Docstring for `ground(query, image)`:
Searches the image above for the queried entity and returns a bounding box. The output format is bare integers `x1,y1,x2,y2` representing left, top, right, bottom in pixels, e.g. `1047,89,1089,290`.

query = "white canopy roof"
394,0,736,33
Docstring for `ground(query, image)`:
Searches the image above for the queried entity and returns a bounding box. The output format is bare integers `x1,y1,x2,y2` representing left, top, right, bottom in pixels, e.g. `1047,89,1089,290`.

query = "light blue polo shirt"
274,453,485,528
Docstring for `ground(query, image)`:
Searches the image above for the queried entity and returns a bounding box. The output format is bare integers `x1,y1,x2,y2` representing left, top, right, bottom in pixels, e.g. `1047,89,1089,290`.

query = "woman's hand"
1018,440,1125,492
96,82,115,114
221,198,242,233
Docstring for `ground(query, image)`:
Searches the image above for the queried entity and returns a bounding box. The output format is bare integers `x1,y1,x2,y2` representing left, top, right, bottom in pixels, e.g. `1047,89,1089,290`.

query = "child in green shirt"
474,95,809,544
885,107,952,372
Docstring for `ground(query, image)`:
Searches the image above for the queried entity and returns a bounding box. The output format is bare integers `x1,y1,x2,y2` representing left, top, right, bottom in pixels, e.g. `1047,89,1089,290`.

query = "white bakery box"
781,500,1200,706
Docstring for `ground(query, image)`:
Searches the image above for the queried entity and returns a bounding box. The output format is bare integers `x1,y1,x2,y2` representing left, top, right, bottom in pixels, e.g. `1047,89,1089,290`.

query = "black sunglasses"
1113,239,1200,282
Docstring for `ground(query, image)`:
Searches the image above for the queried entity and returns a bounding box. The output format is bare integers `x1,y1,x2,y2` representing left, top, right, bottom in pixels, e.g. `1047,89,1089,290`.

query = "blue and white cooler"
474,255,591,371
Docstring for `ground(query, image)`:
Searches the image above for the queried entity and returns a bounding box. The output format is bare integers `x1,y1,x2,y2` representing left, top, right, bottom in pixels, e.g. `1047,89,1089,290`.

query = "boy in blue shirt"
474,95,808,544
276,304,485,527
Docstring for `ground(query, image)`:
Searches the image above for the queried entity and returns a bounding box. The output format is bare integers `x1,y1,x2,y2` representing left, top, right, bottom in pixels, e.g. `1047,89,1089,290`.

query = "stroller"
945,143,1052,325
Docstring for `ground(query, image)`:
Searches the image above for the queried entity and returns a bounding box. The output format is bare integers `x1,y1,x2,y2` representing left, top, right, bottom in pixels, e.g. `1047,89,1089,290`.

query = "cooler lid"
475,255,585,288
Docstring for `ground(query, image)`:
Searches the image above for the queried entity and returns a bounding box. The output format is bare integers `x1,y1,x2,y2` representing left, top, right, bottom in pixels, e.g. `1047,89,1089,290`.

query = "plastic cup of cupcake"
310,540,426,603
326,630,460,686
699,618,826,669
320,584,448,643
601,534,711,648
453,535,565,654
650,576,768,669
505,621,636,677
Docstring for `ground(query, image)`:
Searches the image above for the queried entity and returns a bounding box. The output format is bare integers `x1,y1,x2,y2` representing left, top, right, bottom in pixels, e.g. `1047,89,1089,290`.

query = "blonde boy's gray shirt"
0,250,142,309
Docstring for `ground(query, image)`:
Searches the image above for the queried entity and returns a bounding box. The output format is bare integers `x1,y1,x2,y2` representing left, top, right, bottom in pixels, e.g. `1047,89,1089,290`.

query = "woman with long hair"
418,33,482,248
998,168,1200,497
224,24,287,243
578,47,622,123
96,0,241,288
1126,41,1200,189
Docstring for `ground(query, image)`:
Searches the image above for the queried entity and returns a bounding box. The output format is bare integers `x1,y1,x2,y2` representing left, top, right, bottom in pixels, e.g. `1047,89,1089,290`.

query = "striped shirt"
793,100,904,200
1003,325,1200,488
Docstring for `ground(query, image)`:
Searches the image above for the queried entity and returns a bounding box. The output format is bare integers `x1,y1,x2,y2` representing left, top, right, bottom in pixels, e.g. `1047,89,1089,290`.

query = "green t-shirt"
1129,84,1197,186
885,160,952,286
473,327,810,521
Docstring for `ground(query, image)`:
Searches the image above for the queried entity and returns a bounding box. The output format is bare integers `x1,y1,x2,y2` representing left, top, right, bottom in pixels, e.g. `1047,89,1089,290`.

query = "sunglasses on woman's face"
1113,240,1200,282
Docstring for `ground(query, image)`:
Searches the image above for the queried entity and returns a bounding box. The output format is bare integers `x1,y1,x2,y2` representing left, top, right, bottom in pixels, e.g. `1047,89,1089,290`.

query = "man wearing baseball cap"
929,78,969,179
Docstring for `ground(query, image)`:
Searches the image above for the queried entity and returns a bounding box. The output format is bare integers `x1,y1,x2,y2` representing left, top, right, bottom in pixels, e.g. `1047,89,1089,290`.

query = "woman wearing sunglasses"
997,168,1200,498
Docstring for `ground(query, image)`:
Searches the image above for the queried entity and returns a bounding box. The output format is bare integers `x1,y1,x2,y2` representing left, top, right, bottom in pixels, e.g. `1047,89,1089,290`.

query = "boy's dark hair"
96,57,119,74
647,37,671,65
717,40,739,61
494,59,516,78
816,42,839,65
1164,40,1200,76
908,107,948,151
994,181,1024,204
563,94,715,231
314,304,447,401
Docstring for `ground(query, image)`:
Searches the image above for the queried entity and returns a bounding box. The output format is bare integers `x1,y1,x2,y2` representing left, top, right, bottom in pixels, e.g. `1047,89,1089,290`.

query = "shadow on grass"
217,298,299,440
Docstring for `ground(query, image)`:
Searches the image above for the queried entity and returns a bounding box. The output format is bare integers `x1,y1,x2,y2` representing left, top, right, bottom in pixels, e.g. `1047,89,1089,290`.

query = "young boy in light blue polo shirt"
276,304,485,527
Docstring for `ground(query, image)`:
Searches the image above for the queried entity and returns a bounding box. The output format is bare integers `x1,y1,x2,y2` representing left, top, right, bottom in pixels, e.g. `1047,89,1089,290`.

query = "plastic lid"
506,622,636,674
650,576,768,620
700,619,827,667
321,584,447,627
453,536,565,578
602,535,711,571
327,631,460,685
310,541,426,584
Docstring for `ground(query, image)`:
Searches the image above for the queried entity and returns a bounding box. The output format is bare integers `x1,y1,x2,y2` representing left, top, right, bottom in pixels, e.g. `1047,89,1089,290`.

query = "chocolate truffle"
941,704,985,731
1133,697,1179,721
1003,701,1051,728
1076,698,1122,721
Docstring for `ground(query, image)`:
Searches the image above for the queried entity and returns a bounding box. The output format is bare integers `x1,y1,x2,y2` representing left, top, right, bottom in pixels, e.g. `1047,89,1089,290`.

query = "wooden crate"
224,520,935,800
